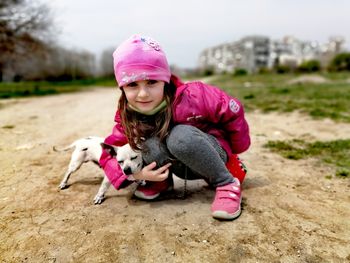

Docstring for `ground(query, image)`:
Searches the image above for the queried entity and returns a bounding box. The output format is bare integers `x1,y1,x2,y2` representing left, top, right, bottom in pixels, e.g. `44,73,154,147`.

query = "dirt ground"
0,88,349,263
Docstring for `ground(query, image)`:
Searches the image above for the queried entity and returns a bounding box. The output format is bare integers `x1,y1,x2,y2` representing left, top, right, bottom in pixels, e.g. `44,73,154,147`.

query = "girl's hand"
133,162,172,181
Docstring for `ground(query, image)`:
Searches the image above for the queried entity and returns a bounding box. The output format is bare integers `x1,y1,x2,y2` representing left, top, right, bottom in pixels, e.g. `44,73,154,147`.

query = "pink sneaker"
211,180,242,220
134,179,173,200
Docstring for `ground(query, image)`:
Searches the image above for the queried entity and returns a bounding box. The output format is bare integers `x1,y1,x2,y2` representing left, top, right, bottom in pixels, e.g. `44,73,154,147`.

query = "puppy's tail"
52,143,76,152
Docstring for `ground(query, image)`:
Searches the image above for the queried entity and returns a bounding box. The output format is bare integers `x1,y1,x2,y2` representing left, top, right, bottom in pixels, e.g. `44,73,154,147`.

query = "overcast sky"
48,0,350,68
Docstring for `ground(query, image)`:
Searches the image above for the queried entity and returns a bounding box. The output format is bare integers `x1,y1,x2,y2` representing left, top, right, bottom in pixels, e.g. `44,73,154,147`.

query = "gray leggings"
142,125,235,187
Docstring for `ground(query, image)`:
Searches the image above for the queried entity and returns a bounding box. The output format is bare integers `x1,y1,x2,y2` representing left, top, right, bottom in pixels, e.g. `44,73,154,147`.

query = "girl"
100,35,250,220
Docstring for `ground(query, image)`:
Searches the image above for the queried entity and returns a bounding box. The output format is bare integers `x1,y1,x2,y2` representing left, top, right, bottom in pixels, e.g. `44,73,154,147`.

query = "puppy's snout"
123,167,132,175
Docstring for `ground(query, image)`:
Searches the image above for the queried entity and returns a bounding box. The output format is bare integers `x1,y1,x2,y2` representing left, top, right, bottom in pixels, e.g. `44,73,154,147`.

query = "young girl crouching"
100,35,250,220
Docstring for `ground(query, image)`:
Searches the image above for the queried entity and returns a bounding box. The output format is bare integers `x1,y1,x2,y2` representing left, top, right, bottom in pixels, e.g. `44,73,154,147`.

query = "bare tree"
99,47,115,78
0,0,53,81
21,47,96,81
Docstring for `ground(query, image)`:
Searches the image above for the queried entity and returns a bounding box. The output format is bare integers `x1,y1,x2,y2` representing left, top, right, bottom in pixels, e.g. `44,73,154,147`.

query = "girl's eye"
147,80,158,85
125,82,138,88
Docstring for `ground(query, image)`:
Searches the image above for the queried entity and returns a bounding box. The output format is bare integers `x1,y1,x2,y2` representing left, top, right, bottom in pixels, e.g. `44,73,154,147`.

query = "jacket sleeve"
201,83,251,154
99,111,133,190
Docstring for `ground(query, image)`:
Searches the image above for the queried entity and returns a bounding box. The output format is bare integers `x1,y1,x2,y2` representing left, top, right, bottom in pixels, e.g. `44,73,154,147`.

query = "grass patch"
209,73,350,123
2,125,15,129
265,139,350,178
336,169,350,178
0,78,116,99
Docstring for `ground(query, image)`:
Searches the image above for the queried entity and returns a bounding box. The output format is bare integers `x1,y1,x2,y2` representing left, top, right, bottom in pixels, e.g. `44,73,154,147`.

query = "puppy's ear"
101,143,118,157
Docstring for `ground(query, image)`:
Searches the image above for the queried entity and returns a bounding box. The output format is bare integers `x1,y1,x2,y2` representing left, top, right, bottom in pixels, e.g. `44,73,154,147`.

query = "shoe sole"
211,206,241,220
134,191,160,200
134,185,174,200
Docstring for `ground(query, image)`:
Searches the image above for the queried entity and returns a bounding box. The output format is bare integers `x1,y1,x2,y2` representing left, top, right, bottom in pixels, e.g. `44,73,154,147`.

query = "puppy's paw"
94,194,105,205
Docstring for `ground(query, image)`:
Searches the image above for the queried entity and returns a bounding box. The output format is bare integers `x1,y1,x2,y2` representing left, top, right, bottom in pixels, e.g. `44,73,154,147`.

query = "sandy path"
0,88,349,262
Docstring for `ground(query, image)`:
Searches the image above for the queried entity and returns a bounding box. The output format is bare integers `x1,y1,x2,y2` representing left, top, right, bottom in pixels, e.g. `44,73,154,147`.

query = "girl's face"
123,80,165,112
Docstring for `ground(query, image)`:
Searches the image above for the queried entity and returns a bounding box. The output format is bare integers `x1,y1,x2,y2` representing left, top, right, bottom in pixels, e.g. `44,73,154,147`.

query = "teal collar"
128,100,167,115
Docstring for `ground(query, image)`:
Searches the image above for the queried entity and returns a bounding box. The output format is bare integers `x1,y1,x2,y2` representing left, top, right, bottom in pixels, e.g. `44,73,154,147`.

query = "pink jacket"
100,75,250,189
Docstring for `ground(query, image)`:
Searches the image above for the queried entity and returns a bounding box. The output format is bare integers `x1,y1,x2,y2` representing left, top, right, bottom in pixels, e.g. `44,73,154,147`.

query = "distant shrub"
203,67,214,76
297,60,321,73
258,67,270,74
328,53,350,72
233,68,248,76
274,65,291,74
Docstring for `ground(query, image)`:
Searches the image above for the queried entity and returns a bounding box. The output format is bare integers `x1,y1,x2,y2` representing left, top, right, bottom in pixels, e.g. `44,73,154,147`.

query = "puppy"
54,136,142,204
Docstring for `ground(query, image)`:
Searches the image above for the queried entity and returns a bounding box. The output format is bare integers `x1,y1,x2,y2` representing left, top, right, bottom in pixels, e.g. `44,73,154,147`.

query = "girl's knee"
166,125,199,156
167,125,198,142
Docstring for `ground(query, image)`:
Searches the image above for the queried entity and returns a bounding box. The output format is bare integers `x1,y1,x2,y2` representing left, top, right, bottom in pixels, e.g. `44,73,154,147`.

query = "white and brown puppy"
54,136,142,204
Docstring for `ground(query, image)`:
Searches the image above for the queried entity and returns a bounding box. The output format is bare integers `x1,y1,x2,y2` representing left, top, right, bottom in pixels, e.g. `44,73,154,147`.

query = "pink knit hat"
113,35,171,87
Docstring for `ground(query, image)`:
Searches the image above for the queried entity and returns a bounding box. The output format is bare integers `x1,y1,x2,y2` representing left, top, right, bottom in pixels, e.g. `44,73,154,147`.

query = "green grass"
0,78,116,99
208,72,350,123
264,139,350,178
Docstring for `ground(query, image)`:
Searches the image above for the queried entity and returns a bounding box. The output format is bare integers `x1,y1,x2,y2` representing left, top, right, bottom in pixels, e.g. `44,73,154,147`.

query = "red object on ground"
226,154,247,184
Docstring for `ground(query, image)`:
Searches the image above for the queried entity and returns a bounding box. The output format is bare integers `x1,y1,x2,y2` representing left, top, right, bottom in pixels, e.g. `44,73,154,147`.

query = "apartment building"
198,35,345,73
198,35,270,73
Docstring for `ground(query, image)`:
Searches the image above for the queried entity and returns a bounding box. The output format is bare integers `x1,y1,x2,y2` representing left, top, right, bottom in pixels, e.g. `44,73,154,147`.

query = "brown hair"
118,81,177,150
